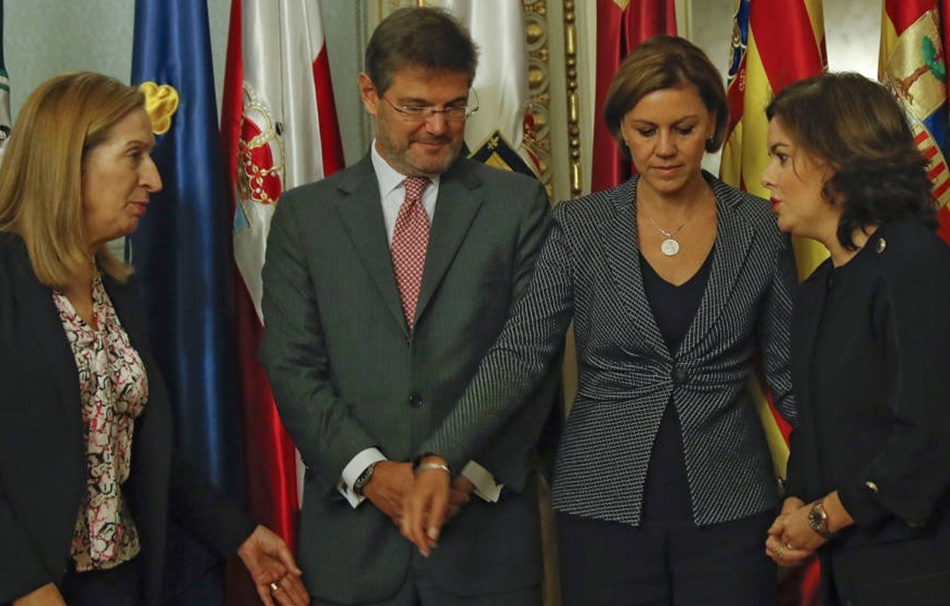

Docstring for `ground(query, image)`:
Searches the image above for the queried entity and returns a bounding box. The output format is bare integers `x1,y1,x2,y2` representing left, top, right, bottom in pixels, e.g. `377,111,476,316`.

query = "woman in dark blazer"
0,72,308,606
403,35,798,605
762,72,950,605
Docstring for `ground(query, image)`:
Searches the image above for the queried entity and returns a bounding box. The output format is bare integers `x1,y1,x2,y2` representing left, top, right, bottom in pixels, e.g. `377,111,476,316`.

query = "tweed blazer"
259,154,559,603
421,172,798,527
0,234,254,604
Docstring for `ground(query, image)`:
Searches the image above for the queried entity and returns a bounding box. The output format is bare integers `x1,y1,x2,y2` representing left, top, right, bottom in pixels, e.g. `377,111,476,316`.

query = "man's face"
359,66,471,177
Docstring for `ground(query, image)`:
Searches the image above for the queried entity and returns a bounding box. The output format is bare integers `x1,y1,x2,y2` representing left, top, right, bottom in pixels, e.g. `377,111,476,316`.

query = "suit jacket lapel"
415,161,484,324
597,177,669,357
679,177,755,355
335,156,407,332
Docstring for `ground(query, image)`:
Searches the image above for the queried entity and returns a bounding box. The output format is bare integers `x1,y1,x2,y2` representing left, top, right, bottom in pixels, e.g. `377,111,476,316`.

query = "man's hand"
237,525,310,606
13,582,66,606
363,461,414,524
400,456,451,556
447,475,475,522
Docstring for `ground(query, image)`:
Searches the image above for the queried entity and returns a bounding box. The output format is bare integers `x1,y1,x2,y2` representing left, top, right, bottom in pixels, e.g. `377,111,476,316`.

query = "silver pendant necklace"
640,188,710,257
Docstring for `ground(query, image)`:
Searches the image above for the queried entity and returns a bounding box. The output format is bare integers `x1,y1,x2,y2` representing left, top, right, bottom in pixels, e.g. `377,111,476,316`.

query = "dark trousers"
557,509,775,606
60,557,142,605
309,571,541,606
557,406,776,605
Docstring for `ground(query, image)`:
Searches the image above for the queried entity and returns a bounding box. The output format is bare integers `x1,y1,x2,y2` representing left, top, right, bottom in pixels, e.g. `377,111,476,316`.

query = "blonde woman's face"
81,108,161,250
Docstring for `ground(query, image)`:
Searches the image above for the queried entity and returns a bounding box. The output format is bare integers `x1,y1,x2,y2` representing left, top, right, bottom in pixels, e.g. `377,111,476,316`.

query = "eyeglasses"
380,90,479,123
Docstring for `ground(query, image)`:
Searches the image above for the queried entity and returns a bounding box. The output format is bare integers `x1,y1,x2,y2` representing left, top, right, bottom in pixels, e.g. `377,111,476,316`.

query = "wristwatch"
353,461,379,496
808,500,834,540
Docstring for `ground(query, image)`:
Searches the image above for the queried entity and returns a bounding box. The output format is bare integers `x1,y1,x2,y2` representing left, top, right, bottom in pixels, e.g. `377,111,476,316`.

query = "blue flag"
130,0,243,500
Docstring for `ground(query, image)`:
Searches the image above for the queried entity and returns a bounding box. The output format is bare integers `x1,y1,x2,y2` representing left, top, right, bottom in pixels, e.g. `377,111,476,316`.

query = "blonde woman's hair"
0,71,146,287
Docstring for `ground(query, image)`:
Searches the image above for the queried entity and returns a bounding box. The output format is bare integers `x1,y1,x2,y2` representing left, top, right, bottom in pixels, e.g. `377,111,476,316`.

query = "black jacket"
0,233,255,604
788,220,950,604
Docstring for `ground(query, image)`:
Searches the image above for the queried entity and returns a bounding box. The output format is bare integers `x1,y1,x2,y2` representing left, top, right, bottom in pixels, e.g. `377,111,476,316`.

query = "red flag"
721,0,828,280
720,3,826,604
881,0,950,243
220,1,344,600
591,0,676,192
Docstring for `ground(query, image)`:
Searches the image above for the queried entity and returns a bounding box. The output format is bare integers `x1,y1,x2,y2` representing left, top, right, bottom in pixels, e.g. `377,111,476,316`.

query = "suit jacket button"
409,393,424,408
672,369,688,385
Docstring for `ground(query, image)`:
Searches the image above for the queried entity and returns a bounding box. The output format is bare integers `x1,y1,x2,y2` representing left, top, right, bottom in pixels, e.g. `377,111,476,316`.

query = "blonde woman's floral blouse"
53,272,148,571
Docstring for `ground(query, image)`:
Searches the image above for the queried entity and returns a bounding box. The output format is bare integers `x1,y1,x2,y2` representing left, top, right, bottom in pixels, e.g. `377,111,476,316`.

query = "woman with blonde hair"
0,72,308,606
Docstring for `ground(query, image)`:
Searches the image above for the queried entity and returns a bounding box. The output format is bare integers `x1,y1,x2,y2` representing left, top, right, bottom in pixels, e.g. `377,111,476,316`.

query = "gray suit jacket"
420,173,798,527
259,154,558,603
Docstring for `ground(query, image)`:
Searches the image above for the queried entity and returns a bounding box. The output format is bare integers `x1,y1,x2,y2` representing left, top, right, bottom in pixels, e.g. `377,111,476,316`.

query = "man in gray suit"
259,7,558,606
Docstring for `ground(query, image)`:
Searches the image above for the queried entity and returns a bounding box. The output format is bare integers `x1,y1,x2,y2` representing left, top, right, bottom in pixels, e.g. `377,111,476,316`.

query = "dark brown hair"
364,7,478,94
604,34,728,159
766,72,937,250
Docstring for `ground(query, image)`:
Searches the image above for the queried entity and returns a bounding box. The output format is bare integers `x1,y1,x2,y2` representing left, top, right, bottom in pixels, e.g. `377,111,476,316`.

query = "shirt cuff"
461,460,504,503
338,448,387,508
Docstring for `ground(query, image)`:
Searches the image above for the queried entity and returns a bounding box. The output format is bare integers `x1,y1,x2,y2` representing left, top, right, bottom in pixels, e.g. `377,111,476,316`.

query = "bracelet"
414,462,450,475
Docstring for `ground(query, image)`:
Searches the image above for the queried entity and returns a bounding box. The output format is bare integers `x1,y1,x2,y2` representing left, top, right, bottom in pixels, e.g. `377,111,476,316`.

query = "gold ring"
771,543,784,558
270,582,281,592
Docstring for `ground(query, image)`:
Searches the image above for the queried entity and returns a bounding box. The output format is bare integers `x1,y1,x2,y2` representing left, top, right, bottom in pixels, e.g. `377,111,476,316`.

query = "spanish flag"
880,0,950,243
720,0,827,474
720,0,828,282
720,4,826,603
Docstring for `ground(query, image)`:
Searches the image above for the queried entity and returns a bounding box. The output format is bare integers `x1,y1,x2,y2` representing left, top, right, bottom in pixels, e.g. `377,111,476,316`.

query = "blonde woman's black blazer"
0,234,254,604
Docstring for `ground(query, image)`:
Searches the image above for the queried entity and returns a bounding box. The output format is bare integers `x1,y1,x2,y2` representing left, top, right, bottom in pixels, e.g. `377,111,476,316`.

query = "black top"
640,248,714,522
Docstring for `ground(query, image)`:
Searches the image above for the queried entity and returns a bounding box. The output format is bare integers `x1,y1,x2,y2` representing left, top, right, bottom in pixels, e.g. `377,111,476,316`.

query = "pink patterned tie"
391,176,430,329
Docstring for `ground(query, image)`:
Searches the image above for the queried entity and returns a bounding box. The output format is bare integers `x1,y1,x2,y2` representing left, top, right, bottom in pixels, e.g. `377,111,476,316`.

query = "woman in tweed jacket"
405,35,798,605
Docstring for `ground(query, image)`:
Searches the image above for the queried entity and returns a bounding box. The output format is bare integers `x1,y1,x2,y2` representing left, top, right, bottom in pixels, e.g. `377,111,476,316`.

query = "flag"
131,0,242,504
721,0,825,489
591,0,677,191
220,0,345,566
722,0,827,455
131,0,243,600
721,0,828,281
720,3,826,603
0,0,11,164
880,0,950,243
428,0,540,176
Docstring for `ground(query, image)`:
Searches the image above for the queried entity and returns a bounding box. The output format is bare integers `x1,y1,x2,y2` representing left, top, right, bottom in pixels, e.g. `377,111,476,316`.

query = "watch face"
809,502,827,533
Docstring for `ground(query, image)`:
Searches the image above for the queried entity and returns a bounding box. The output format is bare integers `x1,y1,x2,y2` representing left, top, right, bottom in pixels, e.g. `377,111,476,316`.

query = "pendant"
660,238,680,256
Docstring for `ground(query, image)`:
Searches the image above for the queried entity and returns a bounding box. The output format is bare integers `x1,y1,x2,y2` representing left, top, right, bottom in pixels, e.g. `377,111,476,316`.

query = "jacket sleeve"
757,233,798,429
166,452,257,556
418,199,575,474
460,181,561,491
258,188,380,496
838,228,950,528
